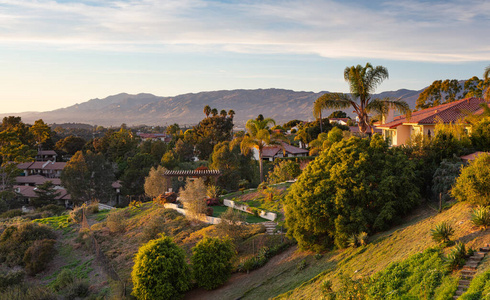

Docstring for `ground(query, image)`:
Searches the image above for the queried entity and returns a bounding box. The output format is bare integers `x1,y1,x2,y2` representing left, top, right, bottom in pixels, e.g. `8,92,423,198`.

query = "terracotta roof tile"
379,98,489,128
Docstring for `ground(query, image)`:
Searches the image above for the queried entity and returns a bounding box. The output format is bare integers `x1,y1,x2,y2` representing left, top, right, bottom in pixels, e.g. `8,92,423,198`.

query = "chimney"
383,108,395,124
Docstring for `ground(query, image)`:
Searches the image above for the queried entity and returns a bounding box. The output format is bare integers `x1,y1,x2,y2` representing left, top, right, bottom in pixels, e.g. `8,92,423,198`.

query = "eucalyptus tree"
313,63,411,134
240,117,285,183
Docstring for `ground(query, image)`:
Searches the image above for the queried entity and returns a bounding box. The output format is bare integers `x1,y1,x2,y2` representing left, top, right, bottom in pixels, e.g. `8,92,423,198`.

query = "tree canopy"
313,63,411,133
61,151,115,204
284,135,420,250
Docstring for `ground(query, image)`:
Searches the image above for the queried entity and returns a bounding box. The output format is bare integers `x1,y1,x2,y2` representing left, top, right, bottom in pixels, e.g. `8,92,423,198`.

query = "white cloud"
0,0,488,62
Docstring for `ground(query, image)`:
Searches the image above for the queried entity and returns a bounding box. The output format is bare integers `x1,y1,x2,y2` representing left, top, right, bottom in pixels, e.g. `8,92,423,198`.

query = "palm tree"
228,109,235,119
313,63,411,134
484,65,490,100
211,108,218,117
240,117,284,183
220,109,227,117
203,105,211,118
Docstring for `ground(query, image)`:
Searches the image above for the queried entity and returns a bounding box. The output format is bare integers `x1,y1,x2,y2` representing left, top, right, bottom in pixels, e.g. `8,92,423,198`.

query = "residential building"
377,97,489,146
254,142,309,161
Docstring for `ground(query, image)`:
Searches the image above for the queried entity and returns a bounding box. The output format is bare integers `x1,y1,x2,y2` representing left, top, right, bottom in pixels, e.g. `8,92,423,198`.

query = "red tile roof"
378,98,489,129
460,151,489,162
262,142,308,158
16,175,61,185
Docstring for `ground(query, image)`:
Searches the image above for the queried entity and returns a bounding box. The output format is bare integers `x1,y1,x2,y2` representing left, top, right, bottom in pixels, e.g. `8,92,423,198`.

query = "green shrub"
0,209,23,219
0,270,25,290
238,240,293,273
191,237,235,290
451,153,490,205
432,159,463,203
470,206,490,230
75,228,93,250
106,209,128,233
285,135,420,250
64,280,90,300
69,206,84,223
267,160,301,184
0,284,56,300
0,222,56,266
348,232,368,248
431,222,454,244
459,269,490,299
297,259,307,271
131,235,191,300
51,268,75,291
23,239,57,275
36,204,65,216
445,242,467,271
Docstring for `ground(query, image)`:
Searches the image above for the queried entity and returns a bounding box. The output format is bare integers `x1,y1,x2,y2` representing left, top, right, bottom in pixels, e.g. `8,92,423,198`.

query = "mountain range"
0,88,423,127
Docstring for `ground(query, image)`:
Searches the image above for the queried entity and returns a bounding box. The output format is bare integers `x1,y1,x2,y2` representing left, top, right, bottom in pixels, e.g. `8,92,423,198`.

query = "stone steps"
263,221,278,235
453,244,489,299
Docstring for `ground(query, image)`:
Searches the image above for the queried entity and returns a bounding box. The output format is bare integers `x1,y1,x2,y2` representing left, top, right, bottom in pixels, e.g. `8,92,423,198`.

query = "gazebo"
163,169,221,191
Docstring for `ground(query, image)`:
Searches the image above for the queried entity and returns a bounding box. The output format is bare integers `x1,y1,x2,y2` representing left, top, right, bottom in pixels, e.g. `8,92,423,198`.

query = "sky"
0,0,489,113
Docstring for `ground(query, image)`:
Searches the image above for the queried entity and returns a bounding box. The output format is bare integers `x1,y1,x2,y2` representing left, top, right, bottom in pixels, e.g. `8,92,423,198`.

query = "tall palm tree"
484,65,490,100
240,117,284,183
211,108,218,117
203,105,211,118
313,63,411,134
220,109,227,117
228,109,235,119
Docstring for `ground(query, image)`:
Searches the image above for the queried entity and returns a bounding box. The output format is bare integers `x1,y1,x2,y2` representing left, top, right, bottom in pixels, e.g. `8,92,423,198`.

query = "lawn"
211,205,269,223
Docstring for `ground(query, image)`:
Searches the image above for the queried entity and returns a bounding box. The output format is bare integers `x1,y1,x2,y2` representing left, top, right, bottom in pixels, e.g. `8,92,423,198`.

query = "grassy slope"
188,202,490,300
274,202,490,299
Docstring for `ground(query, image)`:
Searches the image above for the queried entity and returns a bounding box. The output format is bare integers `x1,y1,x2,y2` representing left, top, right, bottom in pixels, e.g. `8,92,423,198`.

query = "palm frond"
313,93,353,118
484,65,490,80
367,97,411,121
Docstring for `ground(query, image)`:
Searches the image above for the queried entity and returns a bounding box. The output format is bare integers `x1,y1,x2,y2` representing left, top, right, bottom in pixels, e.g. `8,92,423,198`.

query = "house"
14,185,71,206
460,151,489,164
36,150,58,162
17,161,66,178
329,118,350,126
377,97,489,146
137,133,172,143
255,142,309,161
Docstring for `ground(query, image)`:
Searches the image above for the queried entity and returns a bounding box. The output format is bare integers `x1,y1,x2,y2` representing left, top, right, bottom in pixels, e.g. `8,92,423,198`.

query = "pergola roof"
163,170,221,177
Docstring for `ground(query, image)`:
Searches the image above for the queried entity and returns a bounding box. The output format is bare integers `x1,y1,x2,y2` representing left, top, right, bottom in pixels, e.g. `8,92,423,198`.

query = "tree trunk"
259,150,264,183
319,111,323,133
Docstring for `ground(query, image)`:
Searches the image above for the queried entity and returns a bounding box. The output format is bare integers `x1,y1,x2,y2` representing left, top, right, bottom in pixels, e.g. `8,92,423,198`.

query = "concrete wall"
223,199,277,221
163,203,222,224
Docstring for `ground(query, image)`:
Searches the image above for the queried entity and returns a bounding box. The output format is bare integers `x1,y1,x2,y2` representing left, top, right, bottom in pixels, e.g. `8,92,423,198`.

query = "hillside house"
137,133,172,142
329,118,350,126
17,161,66,179
36,150,58,162
377,97,489,146
254,142,309,161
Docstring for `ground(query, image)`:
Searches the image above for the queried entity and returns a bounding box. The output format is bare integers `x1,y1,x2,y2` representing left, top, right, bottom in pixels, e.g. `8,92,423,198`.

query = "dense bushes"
0,222,56,266
267,160,301,184
459,269,490,299
23,239,57,275
238,240,293,273
191,237,235,290
106,209,129,233
326,248,453,299
470,206,490,230
0,270,25,290
451,153,490,205
285,135,420,250
431,222,455,245
131,235,191,300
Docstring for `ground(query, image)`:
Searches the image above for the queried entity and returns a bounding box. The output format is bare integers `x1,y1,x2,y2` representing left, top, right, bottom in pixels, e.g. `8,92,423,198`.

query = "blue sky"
0,0,489,113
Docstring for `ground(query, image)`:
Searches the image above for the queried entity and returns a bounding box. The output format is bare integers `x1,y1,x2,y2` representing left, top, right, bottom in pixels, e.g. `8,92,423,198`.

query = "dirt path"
184,245,298,300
